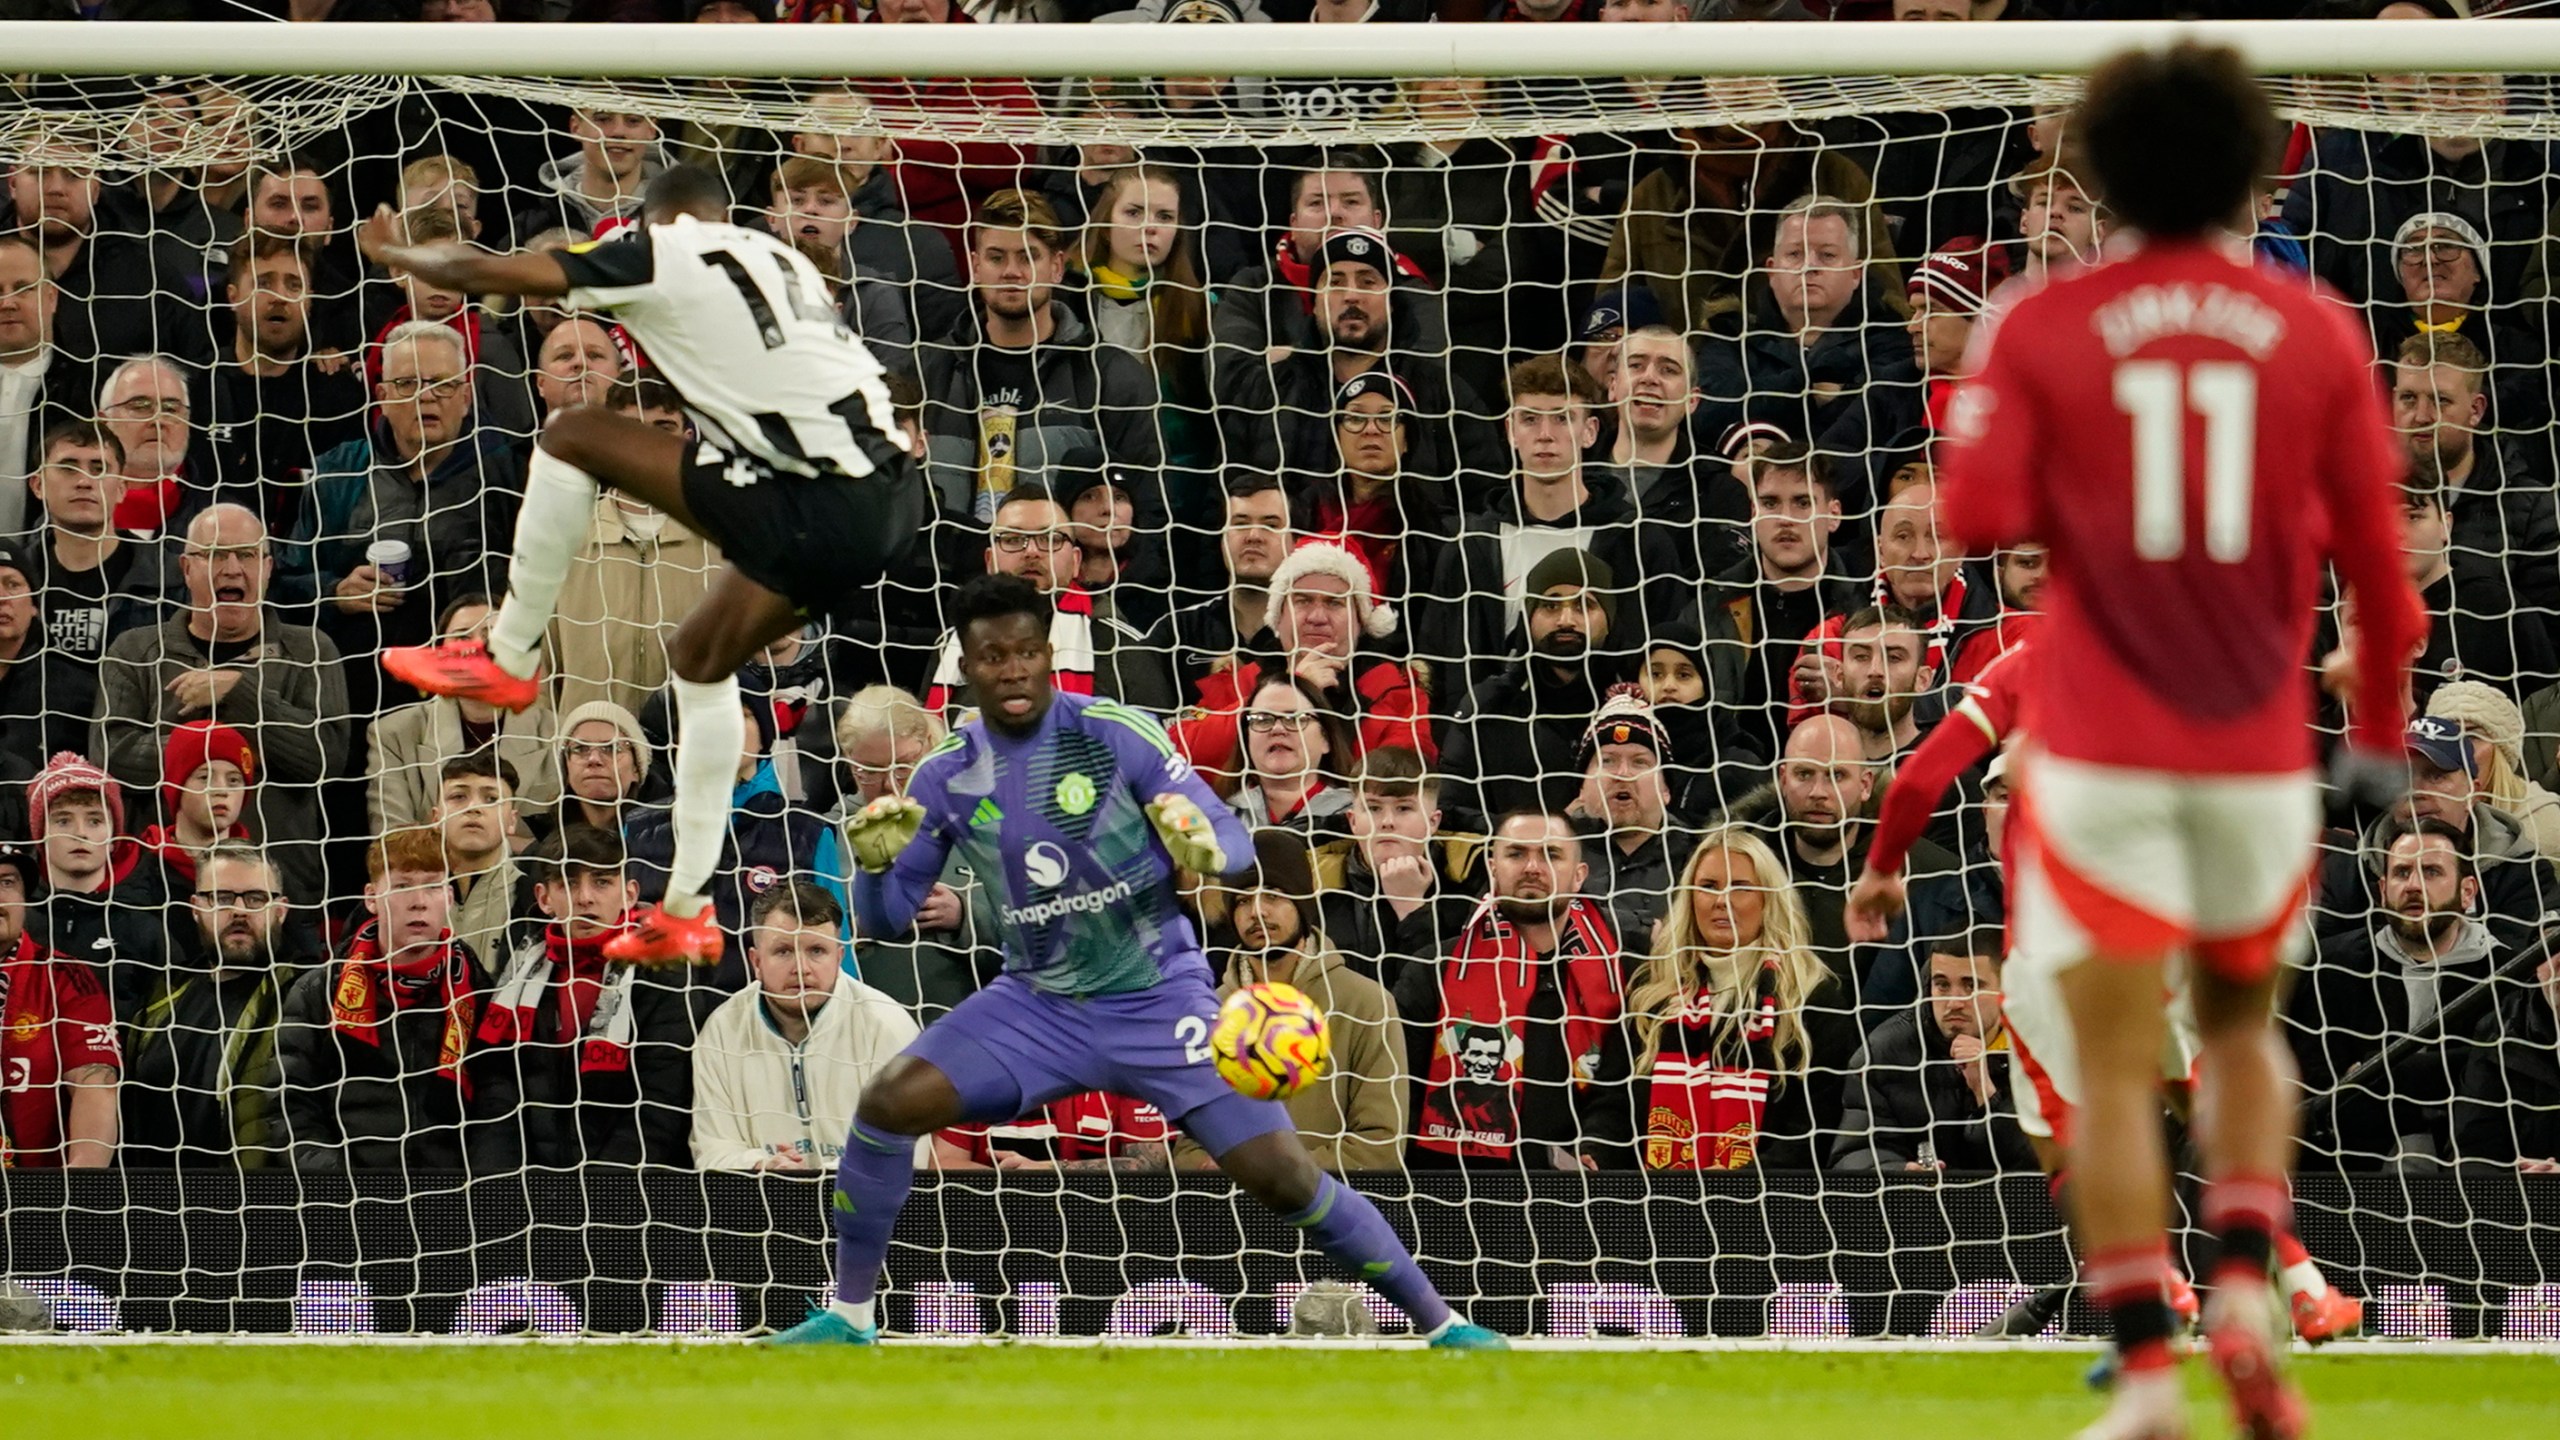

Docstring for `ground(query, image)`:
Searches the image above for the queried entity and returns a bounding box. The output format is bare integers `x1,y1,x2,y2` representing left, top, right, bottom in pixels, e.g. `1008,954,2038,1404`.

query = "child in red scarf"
275,827,481,1172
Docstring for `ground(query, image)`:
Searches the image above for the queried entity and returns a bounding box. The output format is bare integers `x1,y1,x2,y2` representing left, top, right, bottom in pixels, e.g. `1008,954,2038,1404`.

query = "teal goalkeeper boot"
1428,1321,1509,1351
764,1306,879,1346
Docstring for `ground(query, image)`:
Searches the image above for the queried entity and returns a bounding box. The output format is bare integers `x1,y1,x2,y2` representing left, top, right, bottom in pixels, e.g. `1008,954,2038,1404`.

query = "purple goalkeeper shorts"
905,971,1294,1161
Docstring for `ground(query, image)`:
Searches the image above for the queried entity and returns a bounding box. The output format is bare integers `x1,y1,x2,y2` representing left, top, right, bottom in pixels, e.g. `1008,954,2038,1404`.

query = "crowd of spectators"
1,0,2557,1185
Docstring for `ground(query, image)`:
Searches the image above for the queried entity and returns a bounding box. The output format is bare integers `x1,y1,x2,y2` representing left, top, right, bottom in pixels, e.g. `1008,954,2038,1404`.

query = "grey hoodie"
523,151,669,237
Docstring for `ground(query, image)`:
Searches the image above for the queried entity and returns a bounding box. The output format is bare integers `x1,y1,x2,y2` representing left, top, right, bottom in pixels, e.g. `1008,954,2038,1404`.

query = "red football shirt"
0,935,122,1168
942,1092,1169,1167
1939,236,2423,775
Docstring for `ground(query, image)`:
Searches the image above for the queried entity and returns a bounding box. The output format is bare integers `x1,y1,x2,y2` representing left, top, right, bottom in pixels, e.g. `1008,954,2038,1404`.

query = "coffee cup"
365,539,413,589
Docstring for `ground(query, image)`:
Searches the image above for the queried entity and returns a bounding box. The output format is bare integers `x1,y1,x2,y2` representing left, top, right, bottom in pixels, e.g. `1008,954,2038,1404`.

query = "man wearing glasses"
97,503,351,906
921,485,1101,718
288,320,521,691
117,842,324,1170
95,354,214,537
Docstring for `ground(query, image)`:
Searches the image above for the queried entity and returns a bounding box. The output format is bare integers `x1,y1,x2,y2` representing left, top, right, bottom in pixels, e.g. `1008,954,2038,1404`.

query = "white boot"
2074,1368,2188,1440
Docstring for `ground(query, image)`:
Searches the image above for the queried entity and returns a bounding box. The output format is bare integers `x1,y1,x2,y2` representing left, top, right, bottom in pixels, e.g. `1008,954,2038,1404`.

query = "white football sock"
2279,1258,2328,1302
485,445,598,679
1421,1316,1455,1340
827,1299,876,1330
665,673,743,919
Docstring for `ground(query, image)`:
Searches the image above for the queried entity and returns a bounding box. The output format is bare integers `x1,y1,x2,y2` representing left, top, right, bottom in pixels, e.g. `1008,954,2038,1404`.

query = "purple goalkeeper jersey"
853,694,1252,997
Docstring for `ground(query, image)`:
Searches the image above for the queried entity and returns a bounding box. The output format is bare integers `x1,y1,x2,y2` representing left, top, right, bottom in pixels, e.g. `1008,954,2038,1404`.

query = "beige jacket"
450,854,522,976
366,695,561,833
1174,941,1407,1173
549,497,722,717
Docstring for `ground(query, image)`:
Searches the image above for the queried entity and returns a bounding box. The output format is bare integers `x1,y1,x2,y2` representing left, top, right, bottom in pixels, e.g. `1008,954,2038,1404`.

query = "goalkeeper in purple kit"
767,573,1502,1348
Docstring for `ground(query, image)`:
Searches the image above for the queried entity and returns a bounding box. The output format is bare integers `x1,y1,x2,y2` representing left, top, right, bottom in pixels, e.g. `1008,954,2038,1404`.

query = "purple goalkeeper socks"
1281,1173,1453,1333
829,1120,917,1307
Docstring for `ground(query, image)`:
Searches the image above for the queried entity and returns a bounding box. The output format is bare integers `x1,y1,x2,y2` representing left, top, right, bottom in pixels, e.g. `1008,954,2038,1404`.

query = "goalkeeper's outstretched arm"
357,205,573,299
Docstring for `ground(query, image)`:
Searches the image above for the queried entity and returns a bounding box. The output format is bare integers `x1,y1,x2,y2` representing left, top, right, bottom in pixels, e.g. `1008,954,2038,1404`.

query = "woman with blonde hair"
1627,827,1859,1170
2426,679,2560,863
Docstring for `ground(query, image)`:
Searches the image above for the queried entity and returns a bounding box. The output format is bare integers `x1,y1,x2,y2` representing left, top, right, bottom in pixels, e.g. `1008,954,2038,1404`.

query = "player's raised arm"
356,204,574,299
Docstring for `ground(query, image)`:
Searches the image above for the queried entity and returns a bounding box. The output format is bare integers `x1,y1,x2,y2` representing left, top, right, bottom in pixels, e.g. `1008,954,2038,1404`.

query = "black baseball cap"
0,843,39,889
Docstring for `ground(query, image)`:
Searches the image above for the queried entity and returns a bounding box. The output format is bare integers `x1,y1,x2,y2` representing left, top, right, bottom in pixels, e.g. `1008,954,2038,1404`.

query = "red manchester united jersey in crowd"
0,935,121,1168
1939,236,2424,775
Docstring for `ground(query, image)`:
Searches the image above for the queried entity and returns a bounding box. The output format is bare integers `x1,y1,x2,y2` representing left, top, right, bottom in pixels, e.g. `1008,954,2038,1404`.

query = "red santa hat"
1267,539,1397,640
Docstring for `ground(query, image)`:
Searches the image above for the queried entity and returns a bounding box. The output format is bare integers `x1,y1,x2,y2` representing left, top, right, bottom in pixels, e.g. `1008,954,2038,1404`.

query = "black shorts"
679,436,925,614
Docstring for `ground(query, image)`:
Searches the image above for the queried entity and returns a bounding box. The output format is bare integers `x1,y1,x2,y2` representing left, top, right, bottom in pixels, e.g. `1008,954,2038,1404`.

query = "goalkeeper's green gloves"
848,795,926,874
1146,792,1229,875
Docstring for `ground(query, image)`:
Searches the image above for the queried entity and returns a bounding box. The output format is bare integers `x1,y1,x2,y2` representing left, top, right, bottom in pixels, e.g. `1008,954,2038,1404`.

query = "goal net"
0,17,2554,1342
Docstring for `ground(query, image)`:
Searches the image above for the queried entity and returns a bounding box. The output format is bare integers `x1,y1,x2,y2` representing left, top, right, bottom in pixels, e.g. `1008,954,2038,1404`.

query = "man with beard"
1421,357,1637,702
2,148,211,372
2317,717,2550,960
203,234,367,539
1152,473,1293,696
94,505,348,907
1790,479,1997,725
1705,442,1862,758
2290,821,2505,1170
118,843,324,1169
1569,691,1701,948
1830,930,2036,1175
2391,332,2560,617
1725,712,1961,1009
1830,605,1936,766
1176,829,1404,1173
915,190,1163,524
1214,225,1498,496
1396,809,1634,1171
1438,549,1627,829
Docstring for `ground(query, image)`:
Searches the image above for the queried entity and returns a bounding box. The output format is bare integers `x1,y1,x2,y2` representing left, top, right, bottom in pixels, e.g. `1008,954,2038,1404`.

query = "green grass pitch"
6,1346,2556,1440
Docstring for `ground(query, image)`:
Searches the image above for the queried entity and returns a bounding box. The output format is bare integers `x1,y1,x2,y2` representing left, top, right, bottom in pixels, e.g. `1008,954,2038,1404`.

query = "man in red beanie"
25,751,170,1013
137,720,259,889
1904,238,2013,436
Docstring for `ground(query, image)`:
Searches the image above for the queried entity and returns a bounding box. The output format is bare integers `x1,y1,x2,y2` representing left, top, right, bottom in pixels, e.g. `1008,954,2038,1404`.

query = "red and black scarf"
475,922,634,1077
135,822,250,888
328,923,478,1095
1875,566,1967,675
1643,957,1782,1171
1413,896,1623,1162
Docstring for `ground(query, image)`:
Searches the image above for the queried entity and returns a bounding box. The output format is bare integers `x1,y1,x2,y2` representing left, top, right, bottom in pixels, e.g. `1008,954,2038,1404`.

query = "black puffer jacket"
463,920,716,1172
1828,1001,2036,1174
275,940,486,1173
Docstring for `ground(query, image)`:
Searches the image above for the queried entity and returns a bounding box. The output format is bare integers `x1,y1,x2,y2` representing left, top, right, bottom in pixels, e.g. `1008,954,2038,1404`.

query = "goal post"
4,17,2560,77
